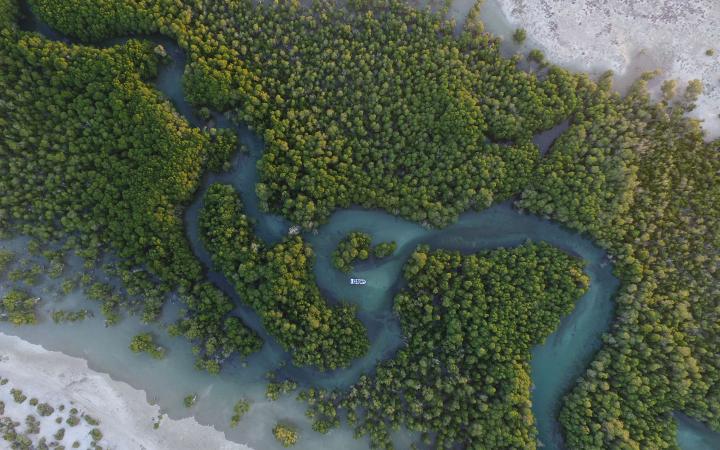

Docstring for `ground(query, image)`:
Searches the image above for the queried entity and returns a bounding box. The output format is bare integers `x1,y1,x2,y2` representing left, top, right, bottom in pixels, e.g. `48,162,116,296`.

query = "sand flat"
447,0,720,139
0,332,250,450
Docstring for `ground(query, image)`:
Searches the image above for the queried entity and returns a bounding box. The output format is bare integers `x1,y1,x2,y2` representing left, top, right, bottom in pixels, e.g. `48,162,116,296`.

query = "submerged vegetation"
0,0,717,448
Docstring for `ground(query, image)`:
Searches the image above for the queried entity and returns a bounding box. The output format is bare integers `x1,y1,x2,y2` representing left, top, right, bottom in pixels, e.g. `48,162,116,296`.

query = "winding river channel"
2,5,719,449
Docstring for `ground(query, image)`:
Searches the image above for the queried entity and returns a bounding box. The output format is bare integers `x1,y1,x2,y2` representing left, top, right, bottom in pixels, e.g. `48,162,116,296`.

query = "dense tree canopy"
332,232,396,273
0,0,16,28
25,0,578,228
0,7,260,369
1,0,719,448
520,75,720,448
200,184,368,370
332,232,372,273
302,243,589,449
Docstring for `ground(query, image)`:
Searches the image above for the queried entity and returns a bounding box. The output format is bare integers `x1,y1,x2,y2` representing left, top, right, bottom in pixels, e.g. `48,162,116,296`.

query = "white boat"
349,278,367,285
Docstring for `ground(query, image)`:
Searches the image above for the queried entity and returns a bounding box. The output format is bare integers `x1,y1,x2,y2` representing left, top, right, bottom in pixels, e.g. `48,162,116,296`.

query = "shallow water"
4,3,718,449
676,413,720,450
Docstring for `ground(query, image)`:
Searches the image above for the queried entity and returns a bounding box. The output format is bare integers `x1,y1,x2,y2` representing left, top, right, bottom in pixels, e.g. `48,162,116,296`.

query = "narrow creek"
3,4,717,449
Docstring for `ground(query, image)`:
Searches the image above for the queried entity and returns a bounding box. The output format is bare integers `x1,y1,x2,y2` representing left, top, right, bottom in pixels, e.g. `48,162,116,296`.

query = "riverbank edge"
0,332,252,450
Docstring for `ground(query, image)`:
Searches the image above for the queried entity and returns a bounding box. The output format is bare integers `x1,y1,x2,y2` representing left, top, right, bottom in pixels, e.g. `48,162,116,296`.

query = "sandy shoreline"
448,0,720,140
485,0,720,139
0,332,251,450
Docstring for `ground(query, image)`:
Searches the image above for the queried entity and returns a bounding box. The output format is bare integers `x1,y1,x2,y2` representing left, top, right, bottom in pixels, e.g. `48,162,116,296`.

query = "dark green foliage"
28,0,575,229
65,415,80,427
1,290,39,325
169,283,262,370
520,75,720,448
513,27,527,44
84,282,123,326
303,243,588,449
332,232,372,273
528,48,546,65
90,428,102,442
200,184,369,370
333,233,396,272
7,262,42,286
83,415,99,426
51,309,92,323
11,389,26,404
266,379,298,401
230,399,250,427
685,79,704,104
372,241,396,258
0,16,259,370
183,394,196,408
661,79,678,101
2,31,203,286
60,279,76,295
5,2,720,448
0,0,18,28
297,388,340,434
129,332,165,359
25,415,39,434
11,0,569,375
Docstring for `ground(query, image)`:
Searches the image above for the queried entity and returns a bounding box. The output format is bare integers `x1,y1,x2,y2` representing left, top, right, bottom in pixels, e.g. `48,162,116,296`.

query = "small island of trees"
332,232,397,273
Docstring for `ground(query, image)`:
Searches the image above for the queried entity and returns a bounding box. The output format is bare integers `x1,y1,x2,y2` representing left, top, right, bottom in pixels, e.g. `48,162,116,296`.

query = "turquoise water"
188,148,620,448
4,4,718,449
676,414,720,450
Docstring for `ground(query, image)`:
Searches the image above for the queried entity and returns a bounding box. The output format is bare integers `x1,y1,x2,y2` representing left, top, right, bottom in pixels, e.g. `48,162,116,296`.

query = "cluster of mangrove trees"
1,1,718,448
331,231,396,273
302,243,589,448
200,184,368,370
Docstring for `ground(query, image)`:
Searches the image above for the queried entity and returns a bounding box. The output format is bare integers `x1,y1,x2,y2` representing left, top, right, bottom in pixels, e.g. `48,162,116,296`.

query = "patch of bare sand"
0,333,250,450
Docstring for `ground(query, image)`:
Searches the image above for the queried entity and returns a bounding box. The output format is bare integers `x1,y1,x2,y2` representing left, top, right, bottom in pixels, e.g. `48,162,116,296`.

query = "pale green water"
3,4,718,449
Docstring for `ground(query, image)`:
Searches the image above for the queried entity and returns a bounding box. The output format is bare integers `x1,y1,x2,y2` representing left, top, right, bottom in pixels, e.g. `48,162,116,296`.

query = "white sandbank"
450,0,720,139
0,332,249,450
